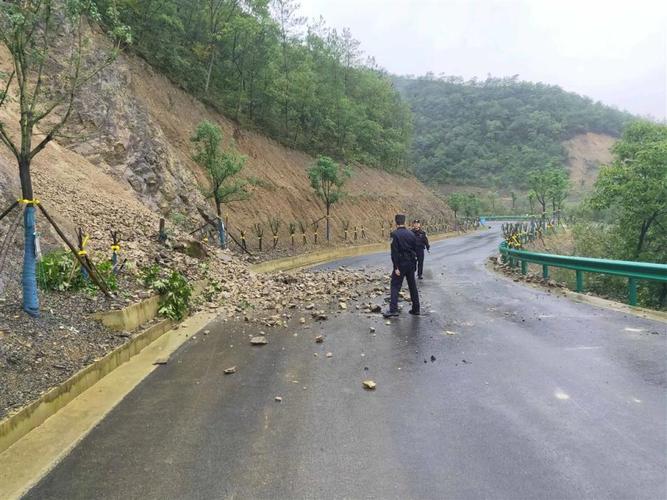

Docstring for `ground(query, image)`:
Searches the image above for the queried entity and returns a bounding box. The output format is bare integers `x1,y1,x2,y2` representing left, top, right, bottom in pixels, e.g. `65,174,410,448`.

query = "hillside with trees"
96,0,412,172
394,75,636,189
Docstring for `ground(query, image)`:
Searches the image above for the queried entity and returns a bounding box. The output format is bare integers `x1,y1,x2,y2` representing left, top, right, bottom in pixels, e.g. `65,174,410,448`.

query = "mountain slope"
394,75,634,189
0,37,448,255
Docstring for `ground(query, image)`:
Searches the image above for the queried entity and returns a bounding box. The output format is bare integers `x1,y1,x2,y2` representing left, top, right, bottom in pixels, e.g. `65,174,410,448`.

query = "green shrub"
37,250,118,293
95,261,118,292
152,270,192,321
37,250,82,291
139,264,161,288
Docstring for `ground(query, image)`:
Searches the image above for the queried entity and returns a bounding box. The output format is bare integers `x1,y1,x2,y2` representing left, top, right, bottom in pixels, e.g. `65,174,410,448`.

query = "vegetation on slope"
97,0,412,172
394,75,635,188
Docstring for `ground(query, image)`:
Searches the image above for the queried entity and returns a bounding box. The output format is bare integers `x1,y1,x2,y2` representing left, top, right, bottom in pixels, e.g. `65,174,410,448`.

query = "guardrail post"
521,260,527,275
542,265,549,280
576,270,584,293
628,278,637,306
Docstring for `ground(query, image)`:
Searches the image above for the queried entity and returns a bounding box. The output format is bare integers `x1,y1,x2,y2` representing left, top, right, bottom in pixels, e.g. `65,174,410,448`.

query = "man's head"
412,219,421,230
394,214,406,226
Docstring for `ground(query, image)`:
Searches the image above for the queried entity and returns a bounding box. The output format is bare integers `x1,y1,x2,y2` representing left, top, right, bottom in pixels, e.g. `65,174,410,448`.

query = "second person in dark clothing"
412,219,430,279
383,214,420,318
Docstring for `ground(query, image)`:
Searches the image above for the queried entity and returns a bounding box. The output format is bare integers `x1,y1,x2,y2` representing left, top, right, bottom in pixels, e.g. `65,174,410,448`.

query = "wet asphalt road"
26,226,666,499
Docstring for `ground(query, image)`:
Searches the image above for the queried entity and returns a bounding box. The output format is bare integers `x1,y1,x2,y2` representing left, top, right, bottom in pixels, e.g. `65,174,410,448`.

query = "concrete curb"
251,230,465,274
0,318,173,455
93,280,208,331
93,295,160,331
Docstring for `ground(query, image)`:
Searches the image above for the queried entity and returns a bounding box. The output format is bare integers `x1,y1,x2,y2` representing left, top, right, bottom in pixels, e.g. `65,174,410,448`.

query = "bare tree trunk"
205,49,215,94
326,203,330,241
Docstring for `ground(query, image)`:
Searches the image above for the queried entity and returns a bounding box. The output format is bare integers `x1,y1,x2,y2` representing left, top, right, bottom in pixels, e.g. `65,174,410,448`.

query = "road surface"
26,226,666,499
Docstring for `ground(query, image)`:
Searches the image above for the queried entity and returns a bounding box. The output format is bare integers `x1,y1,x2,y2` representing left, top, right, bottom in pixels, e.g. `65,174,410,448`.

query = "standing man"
411,219,430,279
383,214,420,317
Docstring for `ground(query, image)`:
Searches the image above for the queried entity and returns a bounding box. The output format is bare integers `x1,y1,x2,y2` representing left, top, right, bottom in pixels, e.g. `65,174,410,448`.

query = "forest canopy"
394,75,636,188
96,0,412,172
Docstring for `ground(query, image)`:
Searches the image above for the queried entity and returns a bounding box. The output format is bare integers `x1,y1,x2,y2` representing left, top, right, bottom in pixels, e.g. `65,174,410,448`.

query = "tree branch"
29,0,53,115
0,123,19,159
0,69,15,109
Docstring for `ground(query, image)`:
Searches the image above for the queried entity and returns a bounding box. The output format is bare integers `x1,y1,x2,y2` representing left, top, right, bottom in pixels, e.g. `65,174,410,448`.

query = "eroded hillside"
563,132,615,198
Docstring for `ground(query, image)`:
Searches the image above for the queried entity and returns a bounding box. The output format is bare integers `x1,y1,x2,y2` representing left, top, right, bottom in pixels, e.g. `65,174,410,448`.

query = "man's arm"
424,232,430,251
390,234,399,269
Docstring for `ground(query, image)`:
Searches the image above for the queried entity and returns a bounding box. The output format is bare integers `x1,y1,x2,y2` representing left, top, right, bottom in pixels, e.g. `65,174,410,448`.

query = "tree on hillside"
528,169,557,219
447,192,466,220
463,194,481,218
0,1,129,316
589,121,667,260
192,121,249,247
547,169,569,222
308,155,350,241
272,0,305,137
527,190,536,214
201,0,239,94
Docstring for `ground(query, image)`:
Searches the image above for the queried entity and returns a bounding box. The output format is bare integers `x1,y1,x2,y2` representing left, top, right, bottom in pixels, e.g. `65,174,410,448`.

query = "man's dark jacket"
412,228,430,250
391,227,418,270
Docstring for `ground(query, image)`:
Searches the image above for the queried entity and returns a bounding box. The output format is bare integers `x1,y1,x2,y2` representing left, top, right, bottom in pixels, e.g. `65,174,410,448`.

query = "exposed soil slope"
563,132,615,197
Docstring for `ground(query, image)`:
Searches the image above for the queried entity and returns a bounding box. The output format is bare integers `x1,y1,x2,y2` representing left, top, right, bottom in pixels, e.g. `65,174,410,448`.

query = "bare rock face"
63,46,205,216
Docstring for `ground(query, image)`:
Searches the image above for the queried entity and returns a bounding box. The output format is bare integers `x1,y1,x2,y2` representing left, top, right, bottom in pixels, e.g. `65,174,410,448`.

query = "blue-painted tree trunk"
22,205,40,317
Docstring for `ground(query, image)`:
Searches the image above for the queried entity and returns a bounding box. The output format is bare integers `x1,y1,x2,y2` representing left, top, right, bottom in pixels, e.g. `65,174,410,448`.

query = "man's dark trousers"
416,248,425,278
389,263,420,313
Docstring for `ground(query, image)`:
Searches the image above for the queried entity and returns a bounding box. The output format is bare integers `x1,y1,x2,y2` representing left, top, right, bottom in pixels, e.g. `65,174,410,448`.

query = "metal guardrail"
499,242,667,306
482,215,535,221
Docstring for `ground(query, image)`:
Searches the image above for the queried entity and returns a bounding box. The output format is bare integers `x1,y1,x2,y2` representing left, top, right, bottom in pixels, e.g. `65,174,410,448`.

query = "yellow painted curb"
0,318,173,455
251,230,464,274
0,311,217,500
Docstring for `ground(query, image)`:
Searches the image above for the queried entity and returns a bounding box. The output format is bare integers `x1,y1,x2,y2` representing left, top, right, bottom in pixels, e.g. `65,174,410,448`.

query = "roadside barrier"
499,242,667,306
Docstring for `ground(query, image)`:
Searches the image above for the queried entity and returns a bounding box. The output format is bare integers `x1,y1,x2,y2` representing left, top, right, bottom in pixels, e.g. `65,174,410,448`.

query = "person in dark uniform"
383,214,420,317
411,219,430,279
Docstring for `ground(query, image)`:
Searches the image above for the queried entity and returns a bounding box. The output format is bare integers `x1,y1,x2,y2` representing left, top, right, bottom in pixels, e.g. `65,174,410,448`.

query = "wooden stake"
0,201,18,222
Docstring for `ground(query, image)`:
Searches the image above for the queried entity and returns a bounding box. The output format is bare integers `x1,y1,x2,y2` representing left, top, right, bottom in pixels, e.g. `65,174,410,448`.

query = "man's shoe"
408,309,420,316
382,310,400,318
418,276,423,280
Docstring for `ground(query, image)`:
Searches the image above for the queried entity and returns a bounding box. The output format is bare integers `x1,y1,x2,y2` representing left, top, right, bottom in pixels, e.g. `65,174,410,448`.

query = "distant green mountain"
393,75,635,189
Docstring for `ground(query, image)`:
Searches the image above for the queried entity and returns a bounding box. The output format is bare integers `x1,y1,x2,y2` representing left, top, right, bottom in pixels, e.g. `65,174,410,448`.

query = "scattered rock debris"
223,366,237,374
250,337,268,345
363,380,377,390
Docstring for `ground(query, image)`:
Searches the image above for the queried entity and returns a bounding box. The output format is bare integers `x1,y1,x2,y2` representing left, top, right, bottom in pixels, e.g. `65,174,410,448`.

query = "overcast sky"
299,0,667,120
